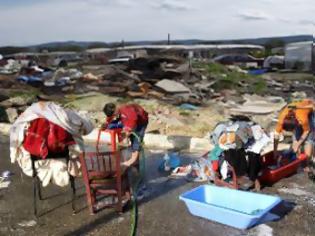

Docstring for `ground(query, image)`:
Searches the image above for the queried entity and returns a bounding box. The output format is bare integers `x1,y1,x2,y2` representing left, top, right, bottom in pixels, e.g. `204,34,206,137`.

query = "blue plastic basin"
179,185,281,229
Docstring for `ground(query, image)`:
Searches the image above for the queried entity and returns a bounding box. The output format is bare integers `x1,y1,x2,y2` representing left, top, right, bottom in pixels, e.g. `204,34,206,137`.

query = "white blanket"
10,102,94,187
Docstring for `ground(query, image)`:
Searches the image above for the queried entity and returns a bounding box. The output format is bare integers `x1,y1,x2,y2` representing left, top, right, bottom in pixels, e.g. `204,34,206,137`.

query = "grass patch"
179,111,191,117
193,61,267,94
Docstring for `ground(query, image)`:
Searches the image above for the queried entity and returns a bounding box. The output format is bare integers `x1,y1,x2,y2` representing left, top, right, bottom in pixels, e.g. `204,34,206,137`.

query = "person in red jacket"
103,103,149,168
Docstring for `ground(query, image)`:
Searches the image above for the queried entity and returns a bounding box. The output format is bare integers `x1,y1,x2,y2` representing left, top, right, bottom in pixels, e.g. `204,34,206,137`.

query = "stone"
229,94,287,115
83,73,99,80
0,96,34,108
291,91,307,99
86,85,100,91
61,86,75,92
155,79,190,93
6,108,18,123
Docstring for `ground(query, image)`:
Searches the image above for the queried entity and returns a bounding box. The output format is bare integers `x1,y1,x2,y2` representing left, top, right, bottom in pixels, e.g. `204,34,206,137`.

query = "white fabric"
10,102,93,187
220,161,228,180
246,125,272,154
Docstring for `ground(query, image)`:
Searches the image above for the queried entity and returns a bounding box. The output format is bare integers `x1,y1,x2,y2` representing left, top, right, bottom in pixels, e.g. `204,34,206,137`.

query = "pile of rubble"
2,53,315,106
0,56,230,105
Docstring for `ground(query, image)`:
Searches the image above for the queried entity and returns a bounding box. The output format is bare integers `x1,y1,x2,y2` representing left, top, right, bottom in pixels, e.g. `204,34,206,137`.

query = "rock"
6,108,18,123
0,123,11,135
18,220,37,227
291,91,307,99
229,94,287,115
155,79,190,94
0,96,34,108
130,70,143,75
83,73,99,80
156,114,184,126
62,86,75,92
86,85,100,91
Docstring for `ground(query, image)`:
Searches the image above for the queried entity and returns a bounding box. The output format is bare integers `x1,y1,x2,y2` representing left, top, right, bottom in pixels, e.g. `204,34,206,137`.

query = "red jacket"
23,118,75,159
107,104,148,132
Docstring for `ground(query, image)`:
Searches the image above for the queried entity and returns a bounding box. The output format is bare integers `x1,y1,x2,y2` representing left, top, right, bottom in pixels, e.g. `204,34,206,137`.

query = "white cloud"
237,10,272,21
150,0,193,11
0,0,314,46
299,19,315,26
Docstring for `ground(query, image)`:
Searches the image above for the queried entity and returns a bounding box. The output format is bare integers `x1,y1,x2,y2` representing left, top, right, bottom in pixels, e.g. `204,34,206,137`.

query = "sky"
0,0,314,46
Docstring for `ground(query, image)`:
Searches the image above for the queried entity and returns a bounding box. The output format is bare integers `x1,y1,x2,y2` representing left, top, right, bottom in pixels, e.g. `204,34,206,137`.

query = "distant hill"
0,35,313,55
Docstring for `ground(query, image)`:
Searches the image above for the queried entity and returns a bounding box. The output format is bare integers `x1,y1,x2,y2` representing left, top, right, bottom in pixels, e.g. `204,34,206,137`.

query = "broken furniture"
80,129,131,214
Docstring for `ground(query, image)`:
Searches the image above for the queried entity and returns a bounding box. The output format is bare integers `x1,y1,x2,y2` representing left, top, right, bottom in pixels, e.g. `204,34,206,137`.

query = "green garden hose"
128,132,145,236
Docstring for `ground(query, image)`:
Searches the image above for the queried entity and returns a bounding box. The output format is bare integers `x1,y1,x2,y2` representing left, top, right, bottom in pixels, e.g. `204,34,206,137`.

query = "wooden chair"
79,150,131,214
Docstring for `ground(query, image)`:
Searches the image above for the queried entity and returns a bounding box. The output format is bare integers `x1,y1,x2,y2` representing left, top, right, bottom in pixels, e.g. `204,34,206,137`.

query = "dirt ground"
0,136,315,236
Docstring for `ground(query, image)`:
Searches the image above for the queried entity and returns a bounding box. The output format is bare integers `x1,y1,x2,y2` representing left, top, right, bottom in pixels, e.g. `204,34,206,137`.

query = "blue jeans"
293,112,315,146
130,123,147,152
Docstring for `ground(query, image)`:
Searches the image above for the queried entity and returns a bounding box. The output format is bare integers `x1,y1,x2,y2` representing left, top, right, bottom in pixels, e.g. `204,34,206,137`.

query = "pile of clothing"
10,101,93,187
171,116,272,183
209,116,271,182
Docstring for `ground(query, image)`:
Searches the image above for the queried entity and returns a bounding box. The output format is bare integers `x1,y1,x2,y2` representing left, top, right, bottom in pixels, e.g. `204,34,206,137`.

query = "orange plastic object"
96,128,123,154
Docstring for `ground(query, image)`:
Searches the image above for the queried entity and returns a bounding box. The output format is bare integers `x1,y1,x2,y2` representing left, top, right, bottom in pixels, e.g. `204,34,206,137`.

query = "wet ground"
0,137,315,236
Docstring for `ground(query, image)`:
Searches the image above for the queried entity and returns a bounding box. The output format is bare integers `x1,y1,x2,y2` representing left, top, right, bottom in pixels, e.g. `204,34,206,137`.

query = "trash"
278,187,313,197
83,73,99,80
56,76,71,86
16,75,42,84
18,220,37,227
263,55,284,69
250,224,274,236
170,166,192,178
178,103,198,110
291,91,307,100
0,180,11,189
0,59,21,74
1,170,14,179
44,81,55,87
248,69,268,75
155,79,190,94
229,94,287,115
5,107,18,123
30,65,44,73
159,152,181,172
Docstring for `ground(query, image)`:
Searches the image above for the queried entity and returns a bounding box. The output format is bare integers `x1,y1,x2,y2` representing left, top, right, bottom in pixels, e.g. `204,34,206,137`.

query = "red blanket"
23,118,75,159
